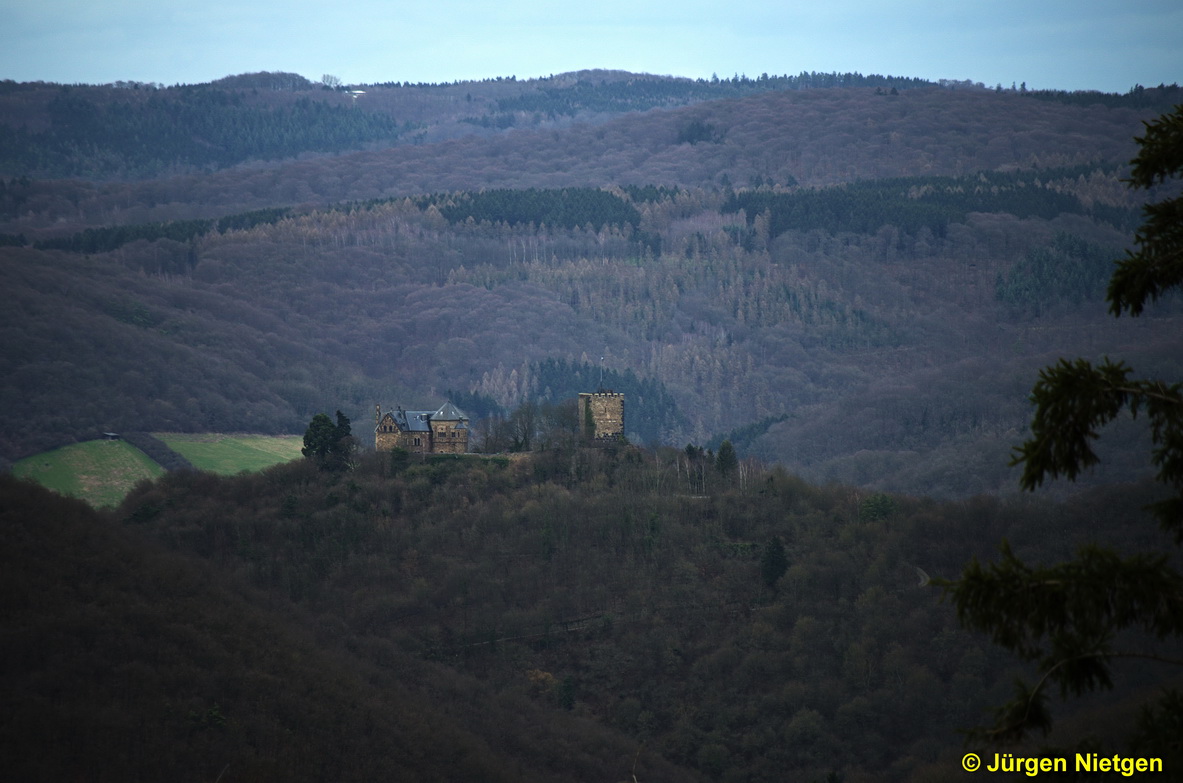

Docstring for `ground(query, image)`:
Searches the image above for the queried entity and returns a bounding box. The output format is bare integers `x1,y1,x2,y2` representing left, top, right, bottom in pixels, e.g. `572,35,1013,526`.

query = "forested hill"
1,71,1179,188
0,71,913,180
2,76,1180,496
0,470,703,783
0,70,951,180
2,78,1173,251
4,82,1178,230
2,449,1170,780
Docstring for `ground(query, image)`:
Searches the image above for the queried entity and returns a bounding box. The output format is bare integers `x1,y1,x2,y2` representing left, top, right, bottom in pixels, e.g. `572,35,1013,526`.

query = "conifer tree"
715,439,738,476
939,105,1183,753
302,410,355,470
301,413,336,460
760,536,788,589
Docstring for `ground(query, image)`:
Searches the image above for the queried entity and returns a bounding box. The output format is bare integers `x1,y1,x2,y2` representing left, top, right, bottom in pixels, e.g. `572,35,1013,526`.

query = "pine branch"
980,651,1183,743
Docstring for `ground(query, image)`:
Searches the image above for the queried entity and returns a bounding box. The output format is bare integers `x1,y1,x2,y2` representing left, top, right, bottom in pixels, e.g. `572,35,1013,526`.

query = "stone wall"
579,392,624,441
430,421,469,454
375,407,467,454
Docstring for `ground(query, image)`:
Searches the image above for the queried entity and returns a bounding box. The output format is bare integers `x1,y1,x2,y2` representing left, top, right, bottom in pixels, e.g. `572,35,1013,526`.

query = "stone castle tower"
579,391,624,442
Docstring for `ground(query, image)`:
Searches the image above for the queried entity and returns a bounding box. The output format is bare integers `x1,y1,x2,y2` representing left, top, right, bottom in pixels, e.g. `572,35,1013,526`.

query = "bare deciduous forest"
3,74,1179,494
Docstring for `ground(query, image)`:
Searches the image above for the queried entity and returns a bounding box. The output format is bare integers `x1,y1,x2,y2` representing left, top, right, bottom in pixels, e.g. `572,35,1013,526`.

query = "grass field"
154,433,304,475
13,439,165,508
14,434,304,508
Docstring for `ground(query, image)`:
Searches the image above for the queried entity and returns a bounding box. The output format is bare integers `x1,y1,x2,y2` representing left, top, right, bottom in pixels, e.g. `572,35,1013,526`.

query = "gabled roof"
399,410,434,432
432,401,468,421
377,402,468,433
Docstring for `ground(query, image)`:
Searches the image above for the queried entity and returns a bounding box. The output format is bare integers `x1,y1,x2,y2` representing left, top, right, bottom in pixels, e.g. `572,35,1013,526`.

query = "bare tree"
510,400,539,452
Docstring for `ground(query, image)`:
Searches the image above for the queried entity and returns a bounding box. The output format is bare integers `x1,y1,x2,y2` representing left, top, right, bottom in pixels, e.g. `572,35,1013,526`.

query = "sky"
1,0,1180,93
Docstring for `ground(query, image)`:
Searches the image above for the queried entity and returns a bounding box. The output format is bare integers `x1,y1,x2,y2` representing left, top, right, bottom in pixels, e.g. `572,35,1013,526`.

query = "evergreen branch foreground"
1015,358,1183,534
939,104,1183,761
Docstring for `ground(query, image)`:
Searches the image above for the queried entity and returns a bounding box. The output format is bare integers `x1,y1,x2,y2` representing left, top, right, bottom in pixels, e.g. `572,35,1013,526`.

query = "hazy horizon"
2,0,1180,94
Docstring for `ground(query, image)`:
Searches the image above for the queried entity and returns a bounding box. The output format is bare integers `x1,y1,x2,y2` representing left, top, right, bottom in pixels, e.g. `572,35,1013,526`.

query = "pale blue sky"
2,0,1179,92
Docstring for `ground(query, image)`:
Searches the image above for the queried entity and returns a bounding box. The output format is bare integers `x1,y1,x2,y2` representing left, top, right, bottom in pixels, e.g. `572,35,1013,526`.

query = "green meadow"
13,439,165,508
13,434,304,508
153,433,304,475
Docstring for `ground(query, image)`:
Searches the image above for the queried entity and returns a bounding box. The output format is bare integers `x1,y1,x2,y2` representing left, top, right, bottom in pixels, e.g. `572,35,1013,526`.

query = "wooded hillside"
4,69,1183,781
3,447,1171,781
1,73,1180,496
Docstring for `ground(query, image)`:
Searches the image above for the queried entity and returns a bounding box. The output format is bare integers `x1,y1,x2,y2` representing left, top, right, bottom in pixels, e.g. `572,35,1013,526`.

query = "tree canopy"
301,410,355,470
1109,104,1183,317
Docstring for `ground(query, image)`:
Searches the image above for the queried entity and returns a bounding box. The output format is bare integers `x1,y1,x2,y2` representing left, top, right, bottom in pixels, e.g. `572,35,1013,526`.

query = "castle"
374,401,470,454
579,391,625,442
375,392,624,453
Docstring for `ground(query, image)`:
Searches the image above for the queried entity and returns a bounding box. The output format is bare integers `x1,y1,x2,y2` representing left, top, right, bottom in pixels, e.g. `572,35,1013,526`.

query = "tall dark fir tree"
302,410,355,470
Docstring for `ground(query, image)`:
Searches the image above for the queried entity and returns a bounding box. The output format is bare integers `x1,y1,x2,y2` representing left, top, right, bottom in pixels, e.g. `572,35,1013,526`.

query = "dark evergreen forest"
0,85,407,178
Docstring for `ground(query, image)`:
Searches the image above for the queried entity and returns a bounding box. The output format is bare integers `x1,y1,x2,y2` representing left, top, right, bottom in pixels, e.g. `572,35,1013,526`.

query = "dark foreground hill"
4,446,1172,781
0,470,703,783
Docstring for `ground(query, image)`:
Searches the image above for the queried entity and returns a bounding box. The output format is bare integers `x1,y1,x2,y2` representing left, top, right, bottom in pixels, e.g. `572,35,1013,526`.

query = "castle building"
375,401,469,454
579,391,624,442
